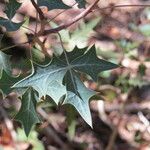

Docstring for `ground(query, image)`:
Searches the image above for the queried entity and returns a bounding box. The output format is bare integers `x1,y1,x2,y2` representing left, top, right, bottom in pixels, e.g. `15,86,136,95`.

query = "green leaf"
51,18,100,50
0,71,22,97
60,46,87,62
12,58,32,72
15,88,40,136
37,0,71,11
13,57,67,104
70,18,100,49
0,17,24,32
5,0,22,19
60,18,100,49
72,45,119,81
75,0,86,8
13,45,118,126
0,51,12,78
64,72,95,127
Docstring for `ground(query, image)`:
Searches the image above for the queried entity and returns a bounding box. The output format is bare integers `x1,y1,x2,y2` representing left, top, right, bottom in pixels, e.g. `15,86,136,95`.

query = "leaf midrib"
15,67,67,86
16,62,101,85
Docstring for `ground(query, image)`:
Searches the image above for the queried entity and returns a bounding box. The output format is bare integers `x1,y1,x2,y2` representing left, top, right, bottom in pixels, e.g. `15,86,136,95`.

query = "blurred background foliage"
0,0,150,150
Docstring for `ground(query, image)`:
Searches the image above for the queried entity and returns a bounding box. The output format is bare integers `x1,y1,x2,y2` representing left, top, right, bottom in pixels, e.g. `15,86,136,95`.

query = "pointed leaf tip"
13,57,67,103
13,45,119,129
15,88,40,136
63,72,95,127
71,45,119,81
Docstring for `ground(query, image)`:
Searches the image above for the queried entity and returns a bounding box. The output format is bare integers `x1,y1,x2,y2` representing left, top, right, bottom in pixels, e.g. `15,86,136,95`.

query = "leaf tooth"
63,73,95,127
71,45,119,81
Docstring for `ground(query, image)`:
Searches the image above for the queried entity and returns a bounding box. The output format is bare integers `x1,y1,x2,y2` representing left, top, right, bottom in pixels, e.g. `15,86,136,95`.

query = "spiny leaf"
75,0,86,8
0,71,22,97
64,72,95,127
71,45,119,81
5,0,22,19
13,45,118,126
0,51,12,78
0,17,24,32
60,46,87,62
13,57,67,104
15,88,40,136
37,0,71,11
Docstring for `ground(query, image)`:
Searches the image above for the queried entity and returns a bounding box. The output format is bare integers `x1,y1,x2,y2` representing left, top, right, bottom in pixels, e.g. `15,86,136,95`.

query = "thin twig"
41,0,100,36
35,11,38,33
21,26,35,33
0,41,29,52
105,102,126,150
41,3,150,36
31,0,47,35
30,0,45,20
57,33,69,65
37,107,73,150
3,2,150,54
47,2,77,23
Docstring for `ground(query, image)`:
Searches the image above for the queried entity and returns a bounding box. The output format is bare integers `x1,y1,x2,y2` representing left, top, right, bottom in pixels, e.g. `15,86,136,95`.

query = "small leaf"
15,88,40,136
0,71,22,97
37,0,71,11
5,0,22,19
0,51,12,78
75,0,86,8
0,17,24,32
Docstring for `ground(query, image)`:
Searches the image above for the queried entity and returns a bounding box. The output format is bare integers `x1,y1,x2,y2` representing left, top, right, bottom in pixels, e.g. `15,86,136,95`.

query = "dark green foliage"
37,0,71,10
5,0,22,19
13,46,118,128
0,18,23,32
0,71,22,97
0,0,23,31
0,0,119,136
75,0,86,8
15,88,40,136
